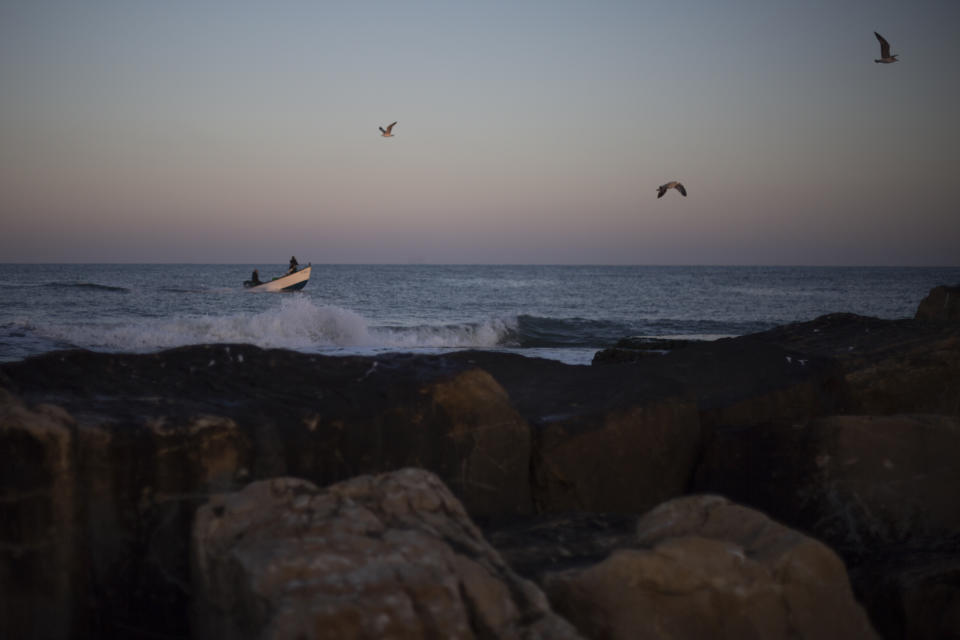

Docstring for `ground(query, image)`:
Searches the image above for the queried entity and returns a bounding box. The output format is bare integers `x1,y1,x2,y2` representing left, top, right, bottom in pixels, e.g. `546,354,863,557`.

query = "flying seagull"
379,121,397,137
657,181,687,198
874,32,898,63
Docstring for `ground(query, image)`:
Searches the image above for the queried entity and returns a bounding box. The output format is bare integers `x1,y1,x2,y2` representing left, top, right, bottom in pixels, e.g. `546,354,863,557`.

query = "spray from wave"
33,297,518,354
22,297,752,358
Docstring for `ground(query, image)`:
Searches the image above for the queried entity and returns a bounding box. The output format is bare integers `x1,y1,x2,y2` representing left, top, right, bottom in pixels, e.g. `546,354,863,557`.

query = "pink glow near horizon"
1,1,958,265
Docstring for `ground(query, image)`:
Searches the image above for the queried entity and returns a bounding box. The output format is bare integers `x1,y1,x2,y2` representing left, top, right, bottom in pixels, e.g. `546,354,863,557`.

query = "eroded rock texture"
2,286,959,639
543,495,879,640
192,468,583,640
0,390,77,639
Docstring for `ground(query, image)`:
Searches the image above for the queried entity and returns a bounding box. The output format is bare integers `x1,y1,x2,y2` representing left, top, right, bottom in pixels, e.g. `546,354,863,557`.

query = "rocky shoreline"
1,285,958,639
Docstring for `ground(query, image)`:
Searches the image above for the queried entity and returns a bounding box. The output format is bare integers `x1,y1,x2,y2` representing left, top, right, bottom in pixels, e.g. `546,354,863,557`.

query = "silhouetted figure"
244,269,263,288
288,256,299,274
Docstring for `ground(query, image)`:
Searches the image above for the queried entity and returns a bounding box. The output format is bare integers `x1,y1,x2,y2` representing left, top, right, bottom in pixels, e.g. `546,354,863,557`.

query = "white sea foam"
369,316,515,348
36,296,516,354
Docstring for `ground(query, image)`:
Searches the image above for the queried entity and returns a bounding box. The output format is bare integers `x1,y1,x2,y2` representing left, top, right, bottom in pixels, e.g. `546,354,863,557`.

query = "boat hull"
244,265,311,292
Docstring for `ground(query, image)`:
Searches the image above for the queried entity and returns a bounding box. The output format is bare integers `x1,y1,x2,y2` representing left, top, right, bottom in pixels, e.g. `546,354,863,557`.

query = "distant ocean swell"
10,297,757,356
40,282,131,293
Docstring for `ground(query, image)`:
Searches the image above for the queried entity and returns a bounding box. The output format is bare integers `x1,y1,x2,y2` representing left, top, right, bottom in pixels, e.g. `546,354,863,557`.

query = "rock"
694,415,960,640
192,468,584,640
449,351,702,514
639,336,844,438
1,347,542,637
592,337,699,365
542,495,879,640
531,396,700,513
483,513,639,580
915,284,960,322
0,385,259,638
0,346,708,637
0,390,78,640
840,334,960,416
4,304,960,638
852,553,960,640
695,414,960,559
740,312,960,417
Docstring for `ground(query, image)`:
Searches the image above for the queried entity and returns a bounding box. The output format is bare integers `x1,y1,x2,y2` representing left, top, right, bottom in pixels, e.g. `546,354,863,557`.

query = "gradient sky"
1,0,958,264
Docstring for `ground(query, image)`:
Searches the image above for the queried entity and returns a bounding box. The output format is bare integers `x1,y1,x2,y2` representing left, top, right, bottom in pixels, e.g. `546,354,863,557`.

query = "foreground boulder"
915,284,960,322
694,414,960,639
192,468,583,640
542,495,879,640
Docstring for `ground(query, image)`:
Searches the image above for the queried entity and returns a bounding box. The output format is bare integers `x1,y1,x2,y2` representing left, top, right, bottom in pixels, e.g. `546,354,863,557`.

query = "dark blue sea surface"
1,264,957,364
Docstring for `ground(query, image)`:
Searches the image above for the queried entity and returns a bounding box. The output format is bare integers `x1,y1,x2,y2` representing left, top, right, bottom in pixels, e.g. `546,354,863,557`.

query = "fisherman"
250,269,262,285
288,256,299,274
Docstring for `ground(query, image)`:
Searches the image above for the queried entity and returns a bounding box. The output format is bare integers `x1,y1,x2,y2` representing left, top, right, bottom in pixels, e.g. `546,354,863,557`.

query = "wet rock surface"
591,336,698,364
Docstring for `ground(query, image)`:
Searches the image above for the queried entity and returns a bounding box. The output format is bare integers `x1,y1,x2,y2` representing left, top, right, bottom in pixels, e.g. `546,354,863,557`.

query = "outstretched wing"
874,32,891,58
385,121,397,134
675,183,687,196
657,186,666,198
379,127,386,134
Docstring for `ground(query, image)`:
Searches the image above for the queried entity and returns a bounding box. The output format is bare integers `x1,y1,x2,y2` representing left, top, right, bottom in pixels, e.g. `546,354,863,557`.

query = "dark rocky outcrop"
734,312,960,416
694,414,960,559
0,346,700,638
2,286,960,639
851,553,960,640
591,336,698,364
192,469,583,640
915,284,960,322
0,391,78,640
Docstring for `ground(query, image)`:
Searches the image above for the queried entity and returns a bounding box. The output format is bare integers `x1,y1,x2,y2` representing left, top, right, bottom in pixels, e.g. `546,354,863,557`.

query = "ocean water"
1,264,957,365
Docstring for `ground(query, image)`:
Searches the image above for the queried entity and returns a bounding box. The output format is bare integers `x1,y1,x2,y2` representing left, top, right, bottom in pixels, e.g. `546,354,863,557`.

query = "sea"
1,264,958,366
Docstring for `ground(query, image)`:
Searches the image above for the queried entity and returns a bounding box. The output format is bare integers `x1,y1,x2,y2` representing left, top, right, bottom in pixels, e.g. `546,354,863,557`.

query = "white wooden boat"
244,264,311,292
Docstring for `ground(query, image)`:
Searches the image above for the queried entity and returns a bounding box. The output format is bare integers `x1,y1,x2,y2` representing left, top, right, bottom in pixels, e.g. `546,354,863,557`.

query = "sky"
1,0,958,265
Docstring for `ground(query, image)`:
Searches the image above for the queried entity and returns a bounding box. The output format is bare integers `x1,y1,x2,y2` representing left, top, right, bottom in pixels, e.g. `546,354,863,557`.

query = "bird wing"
379,127,386,133
676,183,687,196
385,122,397,133
874,32,891,58
657,186,666,198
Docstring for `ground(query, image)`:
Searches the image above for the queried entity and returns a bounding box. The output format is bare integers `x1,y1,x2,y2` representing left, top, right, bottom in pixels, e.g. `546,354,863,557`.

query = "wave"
639,318,774,338
41,282,131,293
20,297,767,357
27,298,514,354
510,315,634,348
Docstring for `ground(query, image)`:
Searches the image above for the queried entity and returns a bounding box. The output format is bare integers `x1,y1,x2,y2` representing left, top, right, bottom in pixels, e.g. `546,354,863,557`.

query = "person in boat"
250,269,262,285
288,256,299,274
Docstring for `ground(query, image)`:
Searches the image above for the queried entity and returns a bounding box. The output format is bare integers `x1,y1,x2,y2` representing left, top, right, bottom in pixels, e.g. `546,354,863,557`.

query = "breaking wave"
29,297,516,354
20,297,758,357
